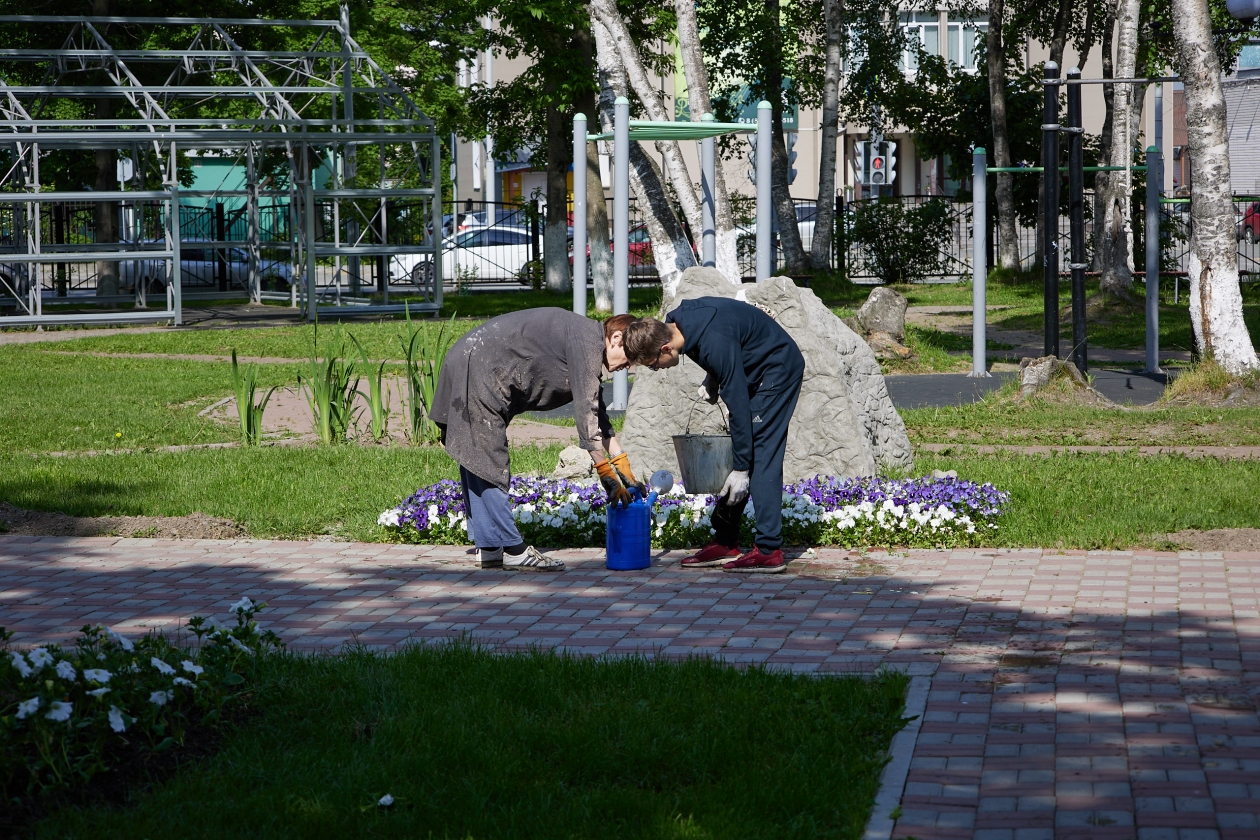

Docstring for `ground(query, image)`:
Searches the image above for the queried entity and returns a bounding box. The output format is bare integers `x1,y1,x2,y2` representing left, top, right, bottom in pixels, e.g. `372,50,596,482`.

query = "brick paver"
2,537,1258,839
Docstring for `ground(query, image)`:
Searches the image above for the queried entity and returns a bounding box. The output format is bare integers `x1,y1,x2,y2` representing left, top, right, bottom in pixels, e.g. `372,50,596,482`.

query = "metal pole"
755,101,772,281
304,146,317,321
167,149,182,326
970,147,990,377
1145,145,1162,374
701,112,716,268
612,96,630,409
572,112,587,315
1041,61,1060,358
432,133,443,311
1067,67,1088,373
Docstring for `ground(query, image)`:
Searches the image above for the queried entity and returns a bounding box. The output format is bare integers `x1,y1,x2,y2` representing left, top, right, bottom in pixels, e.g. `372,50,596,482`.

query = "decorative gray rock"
852,287,908,341
620,271,913,484
1017,356,1113,404
551,444,596,481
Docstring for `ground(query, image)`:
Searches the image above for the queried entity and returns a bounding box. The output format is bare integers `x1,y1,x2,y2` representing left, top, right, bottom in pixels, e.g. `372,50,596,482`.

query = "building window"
947,17,987,71
1239,41,1260,70
900,12,940,75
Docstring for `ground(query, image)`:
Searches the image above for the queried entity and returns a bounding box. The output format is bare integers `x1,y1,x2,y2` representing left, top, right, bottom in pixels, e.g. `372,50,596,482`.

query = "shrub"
850,197,954,284
1,599,282,800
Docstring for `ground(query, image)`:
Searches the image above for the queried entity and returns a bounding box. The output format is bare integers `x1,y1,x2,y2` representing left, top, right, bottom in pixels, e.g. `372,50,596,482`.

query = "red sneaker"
680,542,743,568
723,547,788,574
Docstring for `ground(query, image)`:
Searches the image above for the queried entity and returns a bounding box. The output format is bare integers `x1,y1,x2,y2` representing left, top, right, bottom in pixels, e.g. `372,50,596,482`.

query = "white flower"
83,668,112,683
44,700,73,722
149,690,173,706
16,697,40,719
55,660,77,681
8,651,32,678
108,706,127,732
87,687,112,698
378,794,395,807
172,677,195,688
107,629,135,651
377,509,401,527
229,596,254,615
229,636,253,655
181,660,204,676
28,648,53,669
151,657,175,675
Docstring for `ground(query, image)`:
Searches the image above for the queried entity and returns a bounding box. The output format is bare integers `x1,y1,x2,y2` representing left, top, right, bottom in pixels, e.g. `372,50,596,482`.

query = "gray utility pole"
755,101,772,281
700,113,716,268
970,147,989,377
572,113,587,315
1145,144,1163,374
612,96,630,409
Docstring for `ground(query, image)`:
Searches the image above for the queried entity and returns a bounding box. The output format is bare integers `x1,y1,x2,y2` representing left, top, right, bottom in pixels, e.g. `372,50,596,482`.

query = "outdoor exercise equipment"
972,65,1173,375
574,101,765,409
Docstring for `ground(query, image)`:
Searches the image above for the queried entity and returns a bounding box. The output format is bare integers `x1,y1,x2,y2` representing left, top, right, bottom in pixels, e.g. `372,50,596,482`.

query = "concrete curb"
863,674,930,840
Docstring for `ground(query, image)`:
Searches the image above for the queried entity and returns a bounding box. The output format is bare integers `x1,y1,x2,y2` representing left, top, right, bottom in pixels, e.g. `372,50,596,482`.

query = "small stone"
551,445,595,480
931,469,958,480
853,287,908,341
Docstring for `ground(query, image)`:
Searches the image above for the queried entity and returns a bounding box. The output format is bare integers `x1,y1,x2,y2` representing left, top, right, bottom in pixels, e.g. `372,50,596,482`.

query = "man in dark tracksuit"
624,296,804,573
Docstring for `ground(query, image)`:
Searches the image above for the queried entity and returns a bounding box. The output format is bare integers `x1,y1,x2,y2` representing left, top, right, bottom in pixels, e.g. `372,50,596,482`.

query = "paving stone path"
2,536,1257,840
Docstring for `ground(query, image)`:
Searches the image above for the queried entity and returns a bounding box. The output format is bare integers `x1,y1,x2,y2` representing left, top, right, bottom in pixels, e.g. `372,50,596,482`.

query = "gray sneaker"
477,547,504,569
503,545,565,572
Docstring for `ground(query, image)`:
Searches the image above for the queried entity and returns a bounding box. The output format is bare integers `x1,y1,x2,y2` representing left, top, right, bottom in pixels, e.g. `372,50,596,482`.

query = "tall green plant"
350,334,390,443
401,305,459,445
230,350,277,446
300,325,361,445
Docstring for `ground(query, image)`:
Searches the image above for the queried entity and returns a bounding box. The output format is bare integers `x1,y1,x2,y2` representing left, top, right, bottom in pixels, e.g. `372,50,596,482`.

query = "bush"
1,599,282,801
850,197,954,284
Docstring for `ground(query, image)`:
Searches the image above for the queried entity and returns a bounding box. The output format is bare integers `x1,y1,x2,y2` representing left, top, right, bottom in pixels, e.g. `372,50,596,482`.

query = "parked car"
568,224,659,279
1238,202,1260,244
391,224,543,287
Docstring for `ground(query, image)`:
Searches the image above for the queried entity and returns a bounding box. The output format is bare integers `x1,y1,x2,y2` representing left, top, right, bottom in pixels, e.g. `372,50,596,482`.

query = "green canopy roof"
586,119,755,142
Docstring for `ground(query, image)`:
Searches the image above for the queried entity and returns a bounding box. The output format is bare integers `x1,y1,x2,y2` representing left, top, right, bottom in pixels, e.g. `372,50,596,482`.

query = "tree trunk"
810,0,843,272
673,0,740,282
761,0,807,274
987,0,1021,271
592,17,696,297
544,102,572,294
1034,0,1075,271
1171,0,1259,373
588,0,704,242
1097,0,1142,298
1091,1,1116,272
574,26,614,311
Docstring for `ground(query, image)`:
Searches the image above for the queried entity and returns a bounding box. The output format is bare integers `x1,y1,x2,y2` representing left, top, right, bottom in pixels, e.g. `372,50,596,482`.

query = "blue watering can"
605,470,673,571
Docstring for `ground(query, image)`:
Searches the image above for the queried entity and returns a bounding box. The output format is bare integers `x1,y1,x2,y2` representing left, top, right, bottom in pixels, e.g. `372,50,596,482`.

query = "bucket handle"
684,388,730,436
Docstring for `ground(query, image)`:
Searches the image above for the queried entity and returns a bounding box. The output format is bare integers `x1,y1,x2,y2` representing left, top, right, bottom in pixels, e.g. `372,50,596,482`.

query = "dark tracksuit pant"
709,356,803,551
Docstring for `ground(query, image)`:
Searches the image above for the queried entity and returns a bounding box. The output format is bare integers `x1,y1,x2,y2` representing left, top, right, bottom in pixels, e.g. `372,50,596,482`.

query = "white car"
391,224,542,287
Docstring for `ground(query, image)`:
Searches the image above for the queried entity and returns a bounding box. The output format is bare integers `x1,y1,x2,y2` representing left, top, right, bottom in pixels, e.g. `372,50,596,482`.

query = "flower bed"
379,474,1009,549
1,599,281,800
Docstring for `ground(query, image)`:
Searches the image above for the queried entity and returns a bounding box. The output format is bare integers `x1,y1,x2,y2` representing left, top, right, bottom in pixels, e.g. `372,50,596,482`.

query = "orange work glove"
610,452,646,496
596,460,633,508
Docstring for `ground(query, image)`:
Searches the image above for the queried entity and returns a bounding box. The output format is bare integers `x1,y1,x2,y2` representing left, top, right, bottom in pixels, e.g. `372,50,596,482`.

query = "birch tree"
1170,0,1259,373
810,0,842,272
1095,0,1144,298
674,0,742,281
591,17,698,296
987,0,1022,270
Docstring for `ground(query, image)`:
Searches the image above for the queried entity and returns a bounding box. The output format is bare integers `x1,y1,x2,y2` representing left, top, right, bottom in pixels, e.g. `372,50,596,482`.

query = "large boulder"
619,269,913,484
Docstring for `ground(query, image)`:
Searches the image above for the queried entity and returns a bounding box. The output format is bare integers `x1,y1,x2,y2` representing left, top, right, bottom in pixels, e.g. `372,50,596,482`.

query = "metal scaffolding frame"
0,12,442,327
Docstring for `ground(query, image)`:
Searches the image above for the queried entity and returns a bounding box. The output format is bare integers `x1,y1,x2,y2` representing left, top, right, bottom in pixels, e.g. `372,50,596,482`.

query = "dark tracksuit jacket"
667,296,804,550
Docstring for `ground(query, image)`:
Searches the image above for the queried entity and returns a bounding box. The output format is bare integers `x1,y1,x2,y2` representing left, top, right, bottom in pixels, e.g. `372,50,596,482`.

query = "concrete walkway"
2,536,1257,839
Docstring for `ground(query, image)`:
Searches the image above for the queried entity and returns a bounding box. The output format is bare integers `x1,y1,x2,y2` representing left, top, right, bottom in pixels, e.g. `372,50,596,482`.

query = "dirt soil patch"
0,502,245,539
1165,528,1260,552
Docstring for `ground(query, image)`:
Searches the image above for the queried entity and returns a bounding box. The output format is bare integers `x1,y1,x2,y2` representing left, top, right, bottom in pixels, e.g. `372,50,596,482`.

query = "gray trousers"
460,466,523,549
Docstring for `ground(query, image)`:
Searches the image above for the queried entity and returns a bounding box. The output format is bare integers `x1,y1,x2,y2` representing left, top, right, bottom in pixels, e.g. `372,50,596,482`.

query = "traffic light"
885,141,898,185
869,150,887,185
786,132,798,185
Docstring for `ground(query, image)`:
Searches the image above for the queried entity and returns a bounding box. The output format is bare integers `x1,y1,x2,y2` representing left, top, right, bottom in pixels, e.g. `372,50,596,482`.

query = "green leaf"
153,737,175,752
222,672,246,686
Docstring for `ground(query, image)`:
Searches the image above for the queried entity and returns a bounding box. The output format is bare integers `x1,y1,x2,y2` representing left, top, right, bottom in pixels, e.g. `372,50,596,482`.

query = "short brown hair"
623,318,673,365
603,313,636,342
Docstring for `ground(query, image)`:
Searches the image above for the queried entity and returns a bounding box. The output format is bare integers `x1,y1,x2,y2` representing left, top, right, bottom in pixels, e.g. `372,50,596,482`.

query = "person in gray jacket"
431,309,644,571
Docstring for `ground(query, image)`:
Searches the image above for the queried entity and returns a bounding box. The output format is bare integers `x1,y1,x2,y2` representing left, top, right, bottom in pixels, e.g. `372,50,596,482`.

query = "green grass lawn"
919,451,1260,547
0,444,564,541
32,646,909,840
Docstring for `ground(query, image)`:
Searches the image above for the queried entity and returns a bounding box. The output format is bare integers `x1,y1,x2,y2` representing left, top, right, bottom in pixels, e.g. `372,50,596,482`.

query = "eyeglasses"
647,345,668,371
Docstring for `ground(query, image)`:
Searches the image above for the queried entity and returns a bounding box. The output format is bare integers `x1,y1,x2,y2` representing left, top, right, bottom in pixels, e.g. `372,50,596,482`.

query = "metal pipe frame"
0,13,441,328
1040,61,1061,359
1066,67,1088,373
